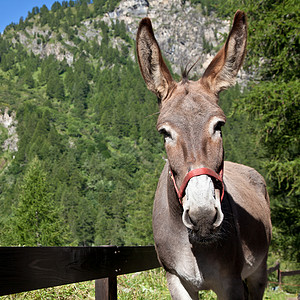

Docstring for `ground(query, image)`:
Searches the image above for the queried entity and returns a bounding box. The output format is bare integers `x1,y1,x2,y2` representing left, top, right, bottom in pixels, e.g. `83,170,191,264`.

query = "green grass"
1,268,298,299
118,269,171,299
0,281,95,299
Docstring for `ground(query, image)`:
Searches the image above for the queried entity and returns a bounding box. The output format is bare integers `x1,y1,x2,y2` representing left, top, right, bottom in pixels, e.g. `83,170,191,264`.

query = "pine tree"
8,158,70,246
39,5,50,27
23,69,35,88
46,70,65,100
218,0,300,261
124,171,157,245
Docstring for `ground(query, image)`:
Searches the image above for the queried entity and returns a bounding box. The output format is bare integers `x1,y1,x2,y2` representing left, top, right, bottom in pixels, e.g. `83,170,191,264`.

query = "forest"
0,0,298,273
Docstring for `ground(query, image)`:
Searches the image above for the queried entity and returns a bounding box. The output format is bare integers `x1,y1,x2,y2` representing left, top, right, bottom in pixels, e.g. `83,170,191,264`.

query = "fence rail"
2,247,299,298
267,262,300,287
0,246,160,298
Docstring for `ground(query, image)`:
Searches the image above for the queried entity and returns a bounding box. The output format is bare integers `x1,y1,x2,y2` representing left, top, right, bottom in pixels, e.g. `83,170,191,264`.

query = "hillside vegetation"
0,0,298,290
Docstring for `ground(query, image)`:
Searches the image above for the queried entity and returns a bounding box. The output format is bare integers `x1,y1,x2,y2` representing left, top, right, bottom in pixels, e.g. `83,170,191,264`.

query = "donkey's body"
154,161,271,299
136,11,271,299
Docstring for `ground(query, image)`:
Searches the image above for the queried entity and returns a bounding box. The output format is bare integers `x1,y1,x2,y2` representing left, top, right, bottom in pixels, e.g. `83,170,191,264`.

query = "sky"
0,0,61,33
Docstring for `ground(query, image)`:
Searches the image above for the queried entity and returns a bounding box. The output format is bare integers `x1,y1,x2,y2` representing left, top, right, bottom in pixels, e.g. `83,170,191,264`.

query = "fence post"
95,277,117,300
277,262,281,288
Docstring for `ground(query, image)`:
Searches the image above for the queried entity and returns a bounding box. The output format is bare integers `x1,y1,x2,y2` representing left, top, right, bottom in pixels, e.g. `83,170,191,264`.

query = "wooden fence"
267,262,300,288
1,247,299,299
0,246,160,299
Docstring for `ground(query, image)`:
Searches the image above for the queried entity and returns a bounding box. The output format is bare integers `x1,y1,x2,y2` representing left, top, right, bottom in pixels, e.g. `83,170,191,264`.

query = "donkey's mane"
181,57,202,81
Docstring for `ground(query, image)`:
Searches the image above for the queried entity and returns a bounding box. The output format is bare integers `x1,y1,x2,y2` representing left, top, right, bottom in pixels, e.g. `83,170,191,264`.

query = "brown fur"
137,11,271,300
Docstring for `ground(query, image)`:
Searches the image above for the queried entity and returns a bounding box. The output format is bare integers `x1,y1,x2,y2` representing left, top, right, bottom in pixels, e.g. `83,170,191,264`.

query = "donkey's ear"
136,18,175,101
200,10,247,95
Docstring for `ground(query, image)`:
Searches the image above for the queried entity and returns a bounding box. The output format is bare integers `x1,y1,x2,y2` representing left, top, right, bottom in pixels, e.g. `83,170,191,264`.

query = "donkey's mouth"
187,228,222,245
184,205,224,245
182,204,223,233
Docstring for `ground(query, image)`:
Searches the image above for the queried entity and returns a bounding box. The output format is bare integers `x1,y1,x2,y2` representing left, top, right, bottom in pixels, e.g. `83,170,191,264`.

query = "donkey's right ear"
136,18,175,102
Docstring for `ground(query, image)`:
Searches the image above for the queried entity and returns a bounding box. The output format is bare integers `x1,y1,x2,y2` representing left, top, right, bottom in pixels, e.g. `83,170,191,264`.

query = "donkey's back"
223,161,271,279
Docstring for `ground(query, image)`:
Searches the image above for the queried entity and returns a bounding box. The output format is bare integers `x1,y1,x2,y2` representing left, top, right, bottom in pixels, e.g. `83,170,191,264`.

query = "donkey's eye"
214,121,225,133
159,128,173,142
213,121,225,137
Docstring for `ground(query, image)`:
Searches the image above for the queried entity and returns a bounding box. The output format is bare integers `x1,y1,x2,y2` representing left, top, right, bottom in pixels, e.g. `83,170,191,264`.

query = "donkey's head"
137,11,247,243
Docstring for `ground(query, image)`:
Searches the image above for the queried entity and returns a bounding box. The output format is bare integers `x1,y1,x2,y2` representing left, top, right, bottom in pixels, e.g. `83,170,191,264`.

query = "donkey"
136,10,272,300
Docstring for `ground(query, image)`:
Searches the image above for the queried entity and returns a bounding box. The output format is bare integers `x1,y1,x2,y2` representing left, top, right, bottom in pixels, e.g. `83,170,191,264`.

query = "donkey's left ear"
136,18,175,102
200,10,247,95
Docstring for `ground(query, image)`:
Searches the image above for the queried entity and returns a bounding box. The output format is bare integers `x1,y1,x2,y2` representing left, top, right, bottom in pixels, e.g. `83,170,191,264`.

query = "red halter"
170,167,224,205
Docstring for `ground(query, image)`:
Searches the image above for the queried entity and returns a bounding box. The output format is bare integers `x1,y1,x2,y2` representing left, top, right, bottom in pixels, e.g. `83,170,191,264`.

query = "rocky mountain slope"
106,0,230,76
1,0,248,159
109,0,249,83
13,0,231,76
0,108,18,153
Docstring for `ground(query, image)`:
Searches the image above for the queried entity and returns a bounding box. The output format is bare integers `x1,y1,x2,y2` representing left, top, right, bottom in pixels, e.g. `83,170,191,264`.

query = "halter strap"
170,167,224,205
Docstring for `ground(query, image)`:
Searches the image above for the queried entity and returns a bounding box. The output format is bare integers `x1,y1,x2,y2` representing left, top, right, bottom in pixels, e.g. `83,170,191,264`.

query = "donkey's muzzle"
182,175,224,238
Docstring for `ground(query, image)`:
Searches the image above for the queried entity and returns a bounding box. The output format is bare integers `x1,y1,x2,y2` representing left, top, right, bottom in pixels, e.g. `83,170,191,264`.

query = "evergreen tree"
71,72,89,113
7,158,70,246
219,0,300,261
51,1,61,12
46,70,65,100
124,170,158,245
23,69,35,88
39,5,50,26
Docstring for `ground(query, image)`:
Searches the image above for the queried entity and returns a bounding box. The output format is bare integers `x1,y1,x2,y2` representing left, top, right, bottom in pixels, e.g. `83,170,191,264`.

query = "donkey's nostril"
213,205,224,229
212,209,218,224
182,209,198,231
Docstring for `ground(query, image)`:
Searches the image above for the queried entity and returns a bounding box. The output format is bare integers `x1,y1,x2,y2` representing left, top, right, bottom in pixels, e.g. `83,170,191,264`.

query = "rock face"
0,108,18,152
17,27,75,65
13,0,231,77
105,0,230,76
11,0,248,81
